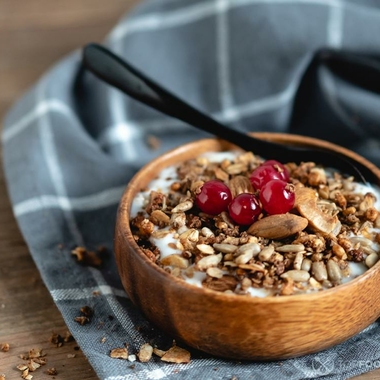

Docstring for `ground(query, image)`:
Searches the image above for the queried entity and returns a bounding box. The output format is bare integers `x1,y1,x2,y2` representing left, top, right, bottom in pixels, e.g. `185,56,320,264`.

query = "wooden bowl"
114,132,380,360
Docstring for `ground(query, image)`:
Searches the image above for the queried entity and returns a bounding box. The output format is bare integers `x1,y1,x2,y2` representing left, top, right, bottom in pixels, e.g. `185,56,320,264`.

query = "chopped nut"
28,360,41,372
161,345,191,363
214,167,229,181
248,214,308,239
308,167,327,186
0,343,9,352
21,370,32,380
153,347,167,357
295,187,341,236
171,200,193,213
110,347,129,359
280,278,295,295
71,246,102,267
229,175,254,197
74,316,90,325
161,254,189,269
150,210,170,226
46,368,58,376
28,349,45,359
203,275,238,292
137,343,153,362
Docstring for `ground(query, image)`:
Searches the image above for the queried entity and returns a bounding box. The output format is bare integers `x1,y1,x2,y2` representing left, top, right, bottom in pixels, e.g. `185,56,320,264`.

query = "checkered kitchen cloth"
3,0,380,379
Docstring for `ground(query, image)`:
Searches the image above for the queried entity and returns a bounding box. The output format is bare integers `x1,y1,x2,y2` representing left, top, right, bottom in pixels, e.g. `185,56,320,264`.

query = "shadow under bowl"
114,132,380,360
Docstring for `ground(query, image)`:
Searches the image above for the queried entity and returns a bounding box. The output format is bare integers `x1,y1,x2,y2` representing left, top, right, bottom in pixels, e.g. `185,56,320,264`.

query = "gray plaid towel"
3,1,380,379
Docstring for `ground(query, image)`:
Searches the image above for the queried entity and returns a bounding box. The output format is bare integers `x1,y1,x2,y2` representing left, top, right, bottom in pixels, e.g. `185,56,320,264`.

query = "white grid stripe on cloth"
327,0,344,48
2,99,75,143
51,285,128,301
13,185,126,216
109,0,342,43
216,0,236,120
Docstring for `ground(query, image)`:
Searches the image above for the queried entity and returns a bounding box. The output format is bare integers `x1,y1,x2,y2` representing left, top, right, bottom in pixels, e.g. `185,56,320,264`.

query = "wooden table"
0,1,378,379
0,2,139,379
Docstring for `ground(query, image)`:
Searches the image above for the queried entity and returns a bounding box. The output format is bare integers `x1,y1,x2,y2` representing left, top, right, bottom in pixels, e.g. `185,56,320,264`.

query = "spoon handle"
82,43,379,185
82,43,280,153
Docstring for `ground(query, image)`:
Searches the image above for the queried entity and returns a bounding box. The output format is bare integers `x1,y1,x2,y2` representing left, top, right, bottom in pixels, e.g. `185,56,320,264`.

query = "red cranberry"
261,160,290,182
259,179,295,215
249,164,285,190
228,193,262,225
195,180,232,215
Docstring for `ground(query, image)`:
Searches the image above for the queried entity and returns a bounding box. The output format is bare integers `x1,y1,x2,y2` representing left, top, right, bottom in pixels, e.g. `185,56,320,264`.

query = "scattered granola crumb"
137,343,153,363
21,369,32,380
153,347,167,357
0,343,9,352
80,306,94,318
63,330,74,343
49,333,64,347
17,348,48,378
74,316,90,326
161,345,191,364
28,349,45,360
71,246,102,267
110,347,129,359
74,305,94,325
46,368,57,376
67,354,76,358
146,135,161,150
92,290,101,296
100,337,107,344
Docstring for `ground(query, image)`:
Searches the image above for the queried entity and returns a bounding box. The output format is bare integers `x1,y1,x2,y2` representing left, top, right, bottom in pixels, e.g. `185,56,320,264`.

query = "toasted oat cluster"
130,151,380,296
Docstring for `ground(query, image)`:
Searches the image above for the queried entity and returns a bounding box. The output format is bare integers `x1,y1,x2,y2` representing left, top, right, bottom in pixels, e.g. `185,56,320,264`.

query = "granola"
130,150,380,296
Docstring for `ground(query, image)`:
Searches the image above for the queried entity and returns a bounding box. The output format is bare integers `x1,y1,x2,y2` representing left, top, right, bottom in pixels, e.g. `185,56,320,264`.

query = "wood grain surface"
0,1,379,379
0,1,138,379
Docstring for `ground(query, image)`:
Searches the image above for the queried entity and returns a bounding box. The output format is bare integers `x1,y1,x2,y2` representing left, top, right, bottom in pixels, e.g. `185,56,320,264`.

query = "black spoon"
82,43,378,185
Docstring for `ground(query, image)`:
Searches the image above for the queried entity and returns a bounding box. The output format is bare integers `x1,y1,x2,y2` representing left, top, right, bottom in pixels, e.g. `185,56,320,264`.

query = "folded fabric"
2,1,380,379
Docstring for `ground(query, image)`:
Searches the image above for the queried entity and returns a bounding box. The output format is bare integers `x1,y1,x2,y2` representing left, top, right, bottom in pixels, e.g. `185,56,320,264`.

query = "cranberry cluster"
195,160,295,226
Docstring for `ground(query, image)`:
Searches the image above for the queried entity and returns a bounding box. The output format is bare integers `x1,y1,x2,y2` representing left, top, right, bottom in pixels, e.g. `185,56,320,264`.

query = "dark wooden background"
0,1,378,379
